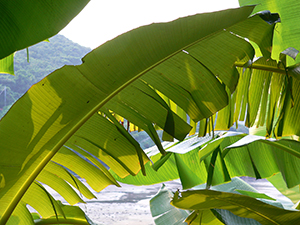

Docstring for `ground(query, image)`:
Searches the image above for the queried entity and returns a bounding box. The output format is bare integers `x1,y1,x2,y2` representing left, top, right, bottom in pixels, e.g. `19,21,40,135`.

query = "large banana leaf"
6,182,91,225
211,0,300,138
216,54,300,138
1,6,269,223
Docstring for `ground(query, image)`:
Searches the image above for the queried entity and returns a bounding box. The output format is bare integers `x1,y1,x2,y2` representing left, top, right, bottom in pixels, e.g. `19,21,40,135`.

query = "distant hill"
0,35,91,117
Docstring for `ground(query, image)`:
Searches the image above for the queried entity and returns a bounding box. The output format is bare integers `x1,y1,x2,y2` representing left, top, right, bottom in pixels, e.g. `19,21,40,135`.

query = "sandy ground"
45,180,182,225
44,178,292,225
78,181,182,225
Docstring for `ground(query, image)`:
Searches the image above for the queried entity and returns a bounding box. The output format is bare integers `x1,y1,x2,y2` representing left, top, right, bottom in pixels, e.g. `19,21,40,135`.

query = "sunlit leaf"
172,189,300,225
0,54,14,75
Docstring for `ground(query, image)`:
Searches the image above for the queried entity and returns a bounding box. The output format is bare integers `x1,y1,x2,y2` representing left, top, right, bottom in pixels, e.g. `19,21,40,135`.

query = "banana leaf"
114,132,300,195
213,0,300,138
171,189,300,225
0,1,89,60
239,0,300,65
0,6,279,223
151,177,282,225
150,184,189,225
0,1,90,76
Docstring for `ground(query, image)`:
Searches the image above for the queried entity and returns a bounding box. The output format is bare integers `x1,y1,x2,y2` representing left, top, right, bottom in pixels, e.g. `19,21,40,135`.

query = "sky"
60,0,240,49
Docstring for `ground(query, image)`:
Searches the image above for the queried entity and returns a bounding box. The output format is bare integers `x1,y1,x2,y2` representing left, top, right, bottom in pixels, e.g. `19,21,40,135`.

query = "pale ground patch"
44,180,182,225
43,178,292,225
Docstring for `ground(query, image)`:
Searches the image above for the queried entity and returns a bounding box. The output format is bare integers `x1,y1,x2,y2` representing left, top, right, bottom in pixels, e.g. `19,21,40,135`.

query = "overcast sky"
59,0,240,49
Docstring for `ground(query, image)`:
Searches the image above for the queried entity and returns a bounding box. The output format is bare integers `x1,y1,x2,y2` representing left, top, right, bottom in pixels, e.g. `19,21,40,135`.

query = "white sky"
60,0,240,49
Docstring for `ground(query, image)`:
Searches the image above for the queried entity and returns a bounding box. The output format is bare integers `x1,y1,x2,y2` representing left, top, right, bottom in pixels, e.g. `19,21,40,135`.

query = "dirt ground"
45,177,292,225
46,180,182,225
79,182,181,225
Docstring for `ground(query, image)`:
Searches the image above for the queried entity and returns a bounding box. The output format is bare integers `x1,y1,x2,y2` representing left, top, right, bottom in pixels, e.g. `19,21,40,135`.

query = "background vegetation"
0,35,90,117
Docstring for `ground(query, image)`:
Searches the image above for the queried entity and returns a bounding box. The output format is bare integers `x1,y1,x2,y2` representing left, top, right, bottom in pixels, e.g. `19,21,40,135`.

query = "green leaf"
43,161,96,200
267,173,300,204
239,0,300,65
111,135,212,187
206,148,220,189
1,6,276,223
6,203,34,225
194,177,282,224
185,210,224,225
0,1,89,60
33,201,91,225
224,137,300,188
52,147,120,192
152,152,173,171
199,132,246,162
172,189,300,225
230,10,278,59
36,169,85,205
235,189,276,201
151,178,267,225
274,77,300,137
0,54,14,75
150,184,189,225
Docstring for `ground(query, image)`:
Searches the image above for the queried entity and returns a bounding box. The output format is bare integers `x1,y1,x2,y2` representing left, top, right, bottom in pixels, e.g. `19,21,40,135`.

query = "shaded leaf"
0,1,89,59
150,184,189,225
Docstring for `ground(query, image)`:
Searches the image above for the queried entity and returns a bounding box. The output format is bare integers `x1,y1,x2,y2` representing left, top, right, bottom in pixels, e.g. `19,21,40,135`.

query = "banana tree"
143,0,300,224
0,4,280,224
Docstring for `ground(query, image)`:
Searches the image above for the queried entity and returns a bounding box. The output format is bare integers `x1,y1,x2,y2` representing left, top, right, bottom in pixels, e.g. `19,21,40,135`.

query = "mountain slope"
0,35,91,117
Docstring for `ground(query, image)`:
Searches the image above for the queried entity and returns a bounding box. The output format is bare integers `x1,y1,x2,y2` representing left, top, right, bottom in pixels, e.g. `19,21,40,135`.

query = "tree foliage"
0,35,90,118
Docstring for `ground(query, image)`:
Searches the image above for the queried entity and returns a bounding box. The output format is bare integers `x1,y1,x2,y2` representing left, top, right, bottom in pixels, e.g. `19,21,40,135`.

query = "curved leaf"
43,161,96,200
33,201,90,225
111,134,212,188
224,137,300,187
151,178,272,225
0,6,271,223
0,1,89,60
150,184,189,225
6,203,34,225
36,169,85,205
172,189,300,225
239,0,300,65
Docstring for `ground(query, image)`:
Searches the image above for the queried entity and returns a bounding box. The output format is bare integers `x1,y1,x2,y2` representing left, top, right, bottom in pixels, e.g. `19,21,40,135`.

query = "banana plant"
120,0,300,224
151,177,287,225
114,131,300,193
0,4,279,224
117,132,300,224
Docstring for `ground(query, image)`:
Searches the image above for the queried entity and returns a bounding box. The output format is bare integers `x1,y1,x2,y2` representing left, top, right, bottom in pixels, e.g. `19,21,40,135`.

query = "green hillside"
0,35,91,117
